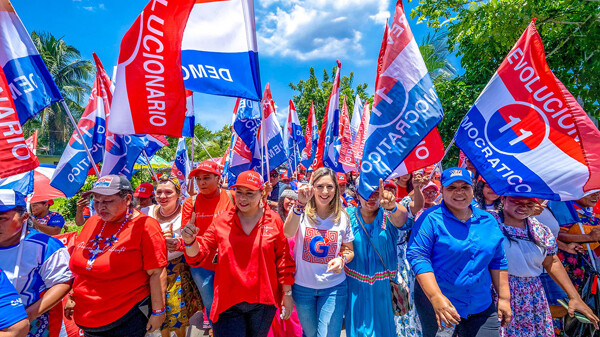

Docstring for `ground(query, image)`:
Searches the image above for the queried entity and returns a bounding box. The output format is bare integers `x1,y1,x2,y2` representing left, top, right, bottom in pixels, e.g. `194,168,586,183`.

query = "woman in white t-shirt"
283,167,354,337
149,175,201,337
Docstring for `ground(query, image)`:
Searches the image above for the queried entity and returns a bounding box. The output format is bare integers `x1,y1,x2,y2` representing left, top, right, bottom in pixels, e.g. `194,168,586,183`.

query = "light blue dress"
395,197,423,337
345,206,399,337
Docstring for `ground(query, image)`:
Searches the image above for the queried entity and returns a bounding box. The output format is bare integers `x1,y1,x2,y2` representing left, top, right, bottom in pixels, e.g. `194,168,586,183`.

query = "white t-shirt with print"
148,205,183,260
293,211,354,289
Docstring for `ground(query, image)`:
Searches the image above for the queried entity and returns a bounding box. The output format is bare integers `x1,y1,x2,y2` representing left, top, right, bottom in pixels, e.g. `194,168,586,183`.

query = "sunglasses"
270,173,279,178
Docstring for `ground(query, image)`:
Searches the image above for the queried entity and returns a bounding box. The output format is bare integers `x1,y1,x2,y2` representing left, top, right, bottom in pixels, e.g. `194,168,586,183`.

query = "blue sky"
13,0,458,131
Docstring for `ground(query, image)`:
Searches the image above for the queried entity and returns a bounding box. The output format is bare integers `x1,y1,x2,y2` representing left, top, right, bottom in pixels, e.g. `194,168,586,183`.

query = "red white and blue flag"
314,61,347,172
109,0,195,136
455,20,600,200
182,0,261,101
349,95,363,144
301,101,319,169
0,64,38,178
358,1,444,199
227,97,260,184
352,102,370,165
171,138,190,193
51,53,110,198
182,90,195,137
256,84,286,178
283,100,306,174
0,0,62,124
339,95,357,173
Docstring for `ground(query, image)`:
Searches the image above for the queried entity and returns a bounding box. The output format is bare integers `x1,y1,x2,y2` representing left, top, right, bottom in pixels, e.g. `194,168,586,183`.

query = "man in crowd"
134,182,155,214
30,200,65,236
337,172,357,207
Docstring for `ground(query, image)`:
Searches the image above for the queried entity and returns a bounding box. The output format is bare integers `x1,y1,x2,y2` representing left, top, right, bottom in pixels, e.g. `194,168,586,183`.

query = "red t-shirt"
396,185,408,200
181,189,235,270
185,209,295,322
70,213,167,328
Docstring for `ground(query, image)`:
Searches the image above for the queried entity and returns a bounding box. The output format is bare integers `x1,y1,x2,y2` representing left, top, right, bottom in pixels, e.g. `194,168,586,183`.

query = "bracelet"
152,307,166,316
386,204,398,214
283,290,292,296
183,238,196,247
337,252,347,264
294,204,306,214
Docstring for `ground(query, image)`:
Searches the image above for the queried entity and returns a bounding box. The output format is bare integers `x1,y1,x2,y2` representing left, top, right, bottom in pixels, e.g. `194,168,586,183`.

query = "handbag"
355,208,410,316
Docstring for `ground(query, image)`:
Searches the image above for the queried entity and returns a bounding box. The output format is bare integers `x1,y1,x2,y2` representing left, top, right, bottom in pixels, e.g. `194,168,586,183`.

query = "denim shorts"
540,273,567,306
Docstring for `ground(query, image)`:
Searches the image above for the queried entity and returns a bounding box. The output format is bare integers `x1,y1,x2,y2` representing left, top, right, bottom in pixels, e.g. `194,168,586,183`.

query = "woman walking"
345,179,411,336
283,167,354,337
182,170,296,337
68,175,168,337
493,196,598,336
148,175,202,337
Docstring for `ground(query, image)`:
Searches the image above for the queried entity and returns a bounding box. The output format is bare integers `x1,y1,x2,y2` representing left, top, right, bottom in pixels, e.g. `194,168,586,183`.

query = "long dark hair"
474,180,500,210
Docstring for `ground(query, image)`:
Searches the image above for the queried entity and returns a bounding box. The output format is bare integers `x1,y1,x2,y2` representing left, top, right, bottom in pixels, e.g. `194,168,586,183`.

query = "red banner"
0,67,39,178
108,0,195,137
339,95,356,172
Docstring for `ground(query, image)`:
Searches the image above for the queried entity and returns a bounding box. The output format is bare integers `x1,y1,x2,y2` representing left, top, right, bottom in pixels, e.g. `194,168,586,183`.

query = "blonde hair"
305,167,346,224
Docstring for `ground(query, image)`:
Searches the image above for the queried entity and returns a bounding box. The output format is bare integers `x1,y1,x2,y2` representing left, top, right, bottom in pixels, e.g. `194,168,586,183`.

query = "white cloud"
257,0,389,60
83,6,94,11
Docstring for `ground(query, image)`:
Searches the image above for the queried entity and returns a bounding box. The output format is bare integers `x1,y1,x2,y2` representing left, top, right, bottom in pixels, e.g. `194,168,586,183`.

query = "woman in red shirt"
181,170,296,337
67,175,168,337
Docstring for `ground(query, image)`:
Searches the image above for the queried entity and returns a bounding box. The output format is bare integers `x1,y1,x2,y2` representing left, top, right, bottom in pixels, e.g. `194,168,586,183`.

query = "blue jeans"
292,280,347,337
190,266,215,324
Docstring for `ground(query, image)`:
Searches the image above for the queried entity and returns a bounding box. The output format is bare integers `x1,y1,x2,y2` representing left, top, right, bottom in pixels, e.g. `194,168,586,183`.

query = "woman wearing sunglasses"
492,196,598,336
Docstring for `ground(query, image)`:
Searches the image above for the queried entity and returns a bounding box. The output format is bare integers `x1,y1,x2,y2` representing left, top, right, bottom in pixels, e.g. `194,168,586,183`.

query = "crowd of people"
1,159,600,337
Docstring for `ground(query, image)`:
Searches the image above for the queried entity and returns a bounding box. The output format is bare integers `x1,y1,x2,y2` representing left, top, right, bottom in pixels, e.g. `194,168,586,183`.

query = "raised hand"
297,183,314,206
181,212,198,245
379,178,397,211
326,256,344,274
412,171,428,190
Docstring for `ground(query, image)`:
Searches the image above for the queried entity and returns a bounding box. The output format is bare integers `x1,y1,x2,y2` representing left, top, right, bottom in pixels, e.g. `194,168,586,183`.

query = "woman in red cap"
491,196,598,336
181,170,295,337
180,159,235,330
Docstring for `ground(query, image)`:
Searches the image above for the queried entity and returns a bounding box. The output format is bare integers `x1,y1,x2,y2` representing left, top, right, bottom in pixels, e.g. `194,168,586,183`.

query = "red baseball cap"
134,182,155,198
232,171,264,191
190,160,221,177
384,180,397,191
280,171,290,182
336,172,347,185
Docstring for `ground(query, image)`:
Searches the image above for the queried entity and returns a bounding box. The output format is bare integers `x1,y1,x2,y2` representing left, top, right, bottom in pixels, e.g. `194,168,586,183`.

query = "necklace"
86,209,133,271
159,204,180,218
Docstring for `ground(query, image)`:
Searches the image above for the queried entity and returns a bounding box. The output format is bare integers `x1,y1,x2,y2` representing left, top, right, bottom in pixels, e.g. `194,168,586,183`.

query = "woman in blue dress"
345,179,410,336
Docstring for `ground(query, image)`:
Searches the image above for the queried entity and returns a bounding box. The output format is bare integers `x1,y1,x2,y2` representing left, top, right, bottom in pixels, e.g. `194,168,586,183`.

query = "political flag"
0,64,38,178
51,54,110,198
357,1,444,199
0,0,62,124
109,0,195,136
455,20,600,200
182,0,261,101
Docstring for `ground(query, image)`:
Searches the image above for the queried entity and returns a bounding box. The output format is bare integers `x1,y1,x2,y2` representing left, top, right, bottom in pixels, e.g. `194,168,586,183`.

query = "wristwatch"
283,290,292,296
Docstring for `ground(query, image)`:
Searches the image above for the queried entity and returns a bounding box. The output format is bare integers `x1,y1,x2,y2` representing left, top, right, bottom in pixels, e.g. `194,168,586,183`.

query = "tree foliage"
289,66,370,127
410,0,600,116
24,31,94,155
156,124,232,164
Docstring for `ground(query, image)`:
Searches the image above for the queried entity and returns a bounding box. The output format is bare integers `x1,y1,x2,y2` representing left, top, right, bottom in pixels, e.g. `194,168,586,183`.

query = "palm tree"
419,30,458,83
29,31,94,155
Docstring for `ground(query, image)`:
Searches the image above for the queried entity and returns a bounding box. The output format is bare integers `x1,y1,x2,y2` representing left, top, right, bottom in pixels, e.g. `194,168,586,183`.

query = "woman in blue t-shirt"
0,267,28,336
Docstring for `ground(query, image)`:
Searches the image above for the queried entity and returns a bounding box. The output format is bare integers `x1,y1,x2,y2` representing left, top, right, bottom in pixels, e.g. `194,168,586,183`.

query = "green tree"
27,31,94,155
289,66,369,127
156,124,233,165
419,30,458,83
410,0,600,116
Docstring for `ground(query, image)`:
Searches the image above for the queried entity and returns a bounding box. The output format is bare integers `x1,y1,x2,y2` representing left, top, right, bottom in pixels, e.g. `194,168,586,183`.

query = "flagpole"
428,137,456,181
194,136,214,160
260,105,270,178
142,150,159,183
61,100,101,177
